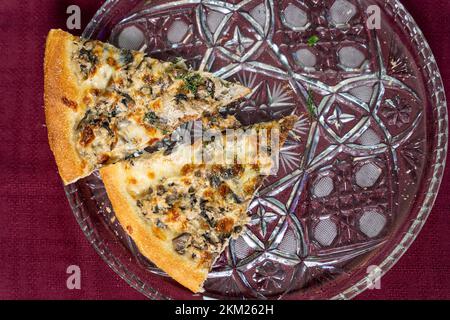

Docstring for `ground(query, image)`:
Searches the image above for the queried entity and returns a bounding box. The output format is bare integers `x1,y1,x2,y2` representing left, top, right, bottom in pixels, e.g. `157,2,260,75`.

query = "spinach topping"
78,47,98,77
120,92,134,107
306,89,317,119
121,49,134,65
179,72,204,95
144,111,159,125
79,48,97,65
205,79,215,98
307,35,320,47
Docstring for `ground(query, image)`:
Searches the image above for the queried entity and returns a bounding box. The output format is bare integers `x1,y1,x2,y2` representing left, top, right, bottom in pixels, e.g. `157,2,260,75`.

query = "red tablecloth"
0,0,449,300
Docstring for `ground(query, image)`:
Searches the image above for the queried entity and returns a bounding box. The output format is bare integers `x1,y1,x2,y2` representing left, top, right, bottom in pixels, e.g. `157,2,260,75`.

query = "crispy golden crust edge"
44,29,89,185
99,165,209,293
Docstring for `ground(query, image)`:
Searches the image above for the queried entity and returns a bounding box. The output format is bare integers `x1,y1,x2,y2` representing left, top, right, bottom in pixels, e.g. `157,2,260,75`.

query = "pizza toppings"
61,96,78,110
45,31,250,181
143,111,159,126
98,114,298,292
172,233,192,254
120,49,134,66
130,164,248,265
140,188,233,262
76,45,98,79
116,118,296,272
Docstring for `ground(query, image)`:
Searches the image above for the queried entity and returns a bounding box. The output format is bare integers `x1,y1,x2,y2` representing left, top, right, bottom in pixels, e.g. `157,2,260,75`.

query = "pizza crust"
44,29,89,185
100,164,209,293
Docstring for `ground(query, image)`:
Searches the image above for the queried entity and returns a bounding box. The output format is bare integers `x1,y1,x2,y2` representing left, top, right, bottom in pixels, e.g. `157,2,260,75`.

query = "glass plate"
65,0,448,299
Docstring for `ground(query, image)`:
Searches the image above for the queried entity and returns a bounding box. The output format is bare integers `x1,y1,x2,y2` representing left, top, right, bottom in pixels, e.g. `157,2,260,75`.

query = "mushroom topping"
203,232,220,245
172,233,192,254
208,174,221,188
165,194,178,207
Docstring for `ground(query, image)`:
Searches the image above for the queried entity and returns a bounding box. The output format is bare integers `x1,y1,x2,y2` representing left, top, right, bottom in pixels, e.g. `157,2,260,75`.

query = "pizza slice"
99,115,297,292
44,29,250,184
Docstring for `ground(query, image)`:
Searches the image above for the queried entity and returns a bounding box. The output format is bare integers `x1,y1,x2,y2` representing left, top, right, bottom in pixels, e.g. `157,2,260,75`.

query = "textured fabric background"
0,0,448,300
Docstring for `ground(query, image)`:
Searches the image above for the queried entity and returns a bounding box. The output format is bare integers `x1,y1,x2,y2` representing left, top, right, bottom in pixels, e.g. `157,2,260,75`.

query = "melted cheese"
84,64,114,90
120,120,150,146
104,119,295,278
124,122,277,200
125,145,191,196
68,33,250,183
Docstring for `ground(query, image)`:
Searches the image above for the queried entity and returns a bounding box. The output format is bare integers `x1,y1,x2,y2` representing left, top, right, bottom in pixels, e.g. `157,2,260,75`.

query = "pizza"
100,116,297,292
44,29,250,184
44,28,301,293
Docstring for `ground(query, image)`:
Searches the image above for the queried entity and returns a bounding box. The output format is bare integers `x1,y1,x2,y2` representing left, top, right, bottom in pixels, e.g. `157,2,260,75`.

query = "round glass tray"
65,0,448,299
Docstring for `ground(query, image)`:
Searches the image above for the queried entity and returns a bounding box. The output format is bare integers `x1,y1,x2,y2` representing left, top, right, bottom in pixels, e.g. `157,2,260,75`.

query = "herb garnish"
306,89,317,119
144,111,159,124
307,35,320,47
179,72,204,95
172,57,186,66
79,48,97,65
